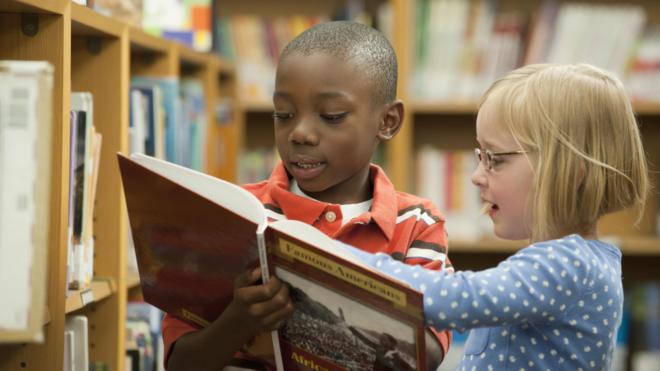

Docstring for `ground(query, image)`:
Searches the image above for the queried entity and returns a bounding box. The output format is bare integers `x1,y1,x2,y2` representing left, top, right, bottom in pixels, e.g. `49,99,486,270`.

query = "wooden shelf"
0,0,66,14
449,236,660,256
71,3,124,37
217,57,236,77
409,100,660,116
410,101,479,115
42,307,51,326
632,101,660,115
129,26,172,55
178,45,214,69
126,272,140,290
606,236,660,256
65,278,117,314
450,238,525,253
242,99,273,112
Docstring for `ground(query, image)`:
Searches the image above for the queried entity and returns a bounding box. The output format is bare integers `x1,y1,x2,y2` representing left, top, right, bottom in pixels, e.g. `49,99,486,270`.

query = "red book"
118,153,427,370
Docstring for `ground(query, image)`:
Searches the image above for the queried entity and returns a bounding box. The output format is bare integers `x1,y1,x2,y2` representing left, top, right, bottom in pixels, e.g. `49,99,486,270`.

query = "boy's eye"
273,112,293,121
320,112,348,123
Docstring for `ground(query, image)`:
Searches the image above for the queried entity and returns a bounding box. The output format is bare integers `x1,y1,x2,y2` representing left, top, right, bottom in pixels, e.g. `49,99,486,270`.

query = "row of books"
67,92,102,292
214,15,326,101
125,302,165,371
0,61,53,340
63,314,113,370
238,147,279,184
410,0,658,102
75,0,213,52
415,147,491,241
627,282,660,370
129,76,208,173
212,0,380,102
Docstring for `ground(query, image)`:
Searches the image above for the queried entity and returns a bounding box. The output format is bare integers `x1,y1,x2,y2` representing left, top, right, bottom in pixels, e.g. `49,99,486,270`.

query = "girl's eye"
320,112,348,123
489,155,504,168
273,112,293,122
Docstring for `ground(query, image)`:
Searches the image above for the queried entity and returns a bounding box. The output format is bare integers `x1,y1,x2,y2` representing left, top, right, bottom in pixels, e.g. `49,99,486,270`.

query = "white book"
65,315,89,371
0,61,53,342
70,92,95,290
64,330,75,371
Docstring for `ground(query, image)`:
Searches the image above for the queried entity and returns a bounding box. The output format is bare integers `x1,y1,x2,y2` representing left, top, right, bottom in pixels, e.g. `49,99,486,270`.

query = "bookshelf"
0,1,236,370
0,0,658,370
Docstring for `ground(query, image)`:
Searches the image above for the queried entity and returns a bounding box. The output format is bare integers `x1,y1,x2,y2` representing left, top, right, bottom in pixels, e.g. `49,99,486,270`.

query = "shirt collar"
267,162,397,240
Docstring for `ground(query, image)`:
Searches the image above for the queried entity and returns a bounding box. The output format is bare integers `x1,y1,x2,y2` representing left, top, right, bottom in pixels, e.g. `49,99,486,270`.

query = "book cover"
117,153,427,371
117,153,265,328
0,61,53,342
265,220,426,371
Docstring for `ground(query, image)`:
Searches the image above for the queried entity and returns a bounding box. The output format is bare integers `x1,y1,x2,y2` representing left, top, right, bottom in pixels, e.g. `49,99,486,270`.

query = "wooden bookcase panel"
71,12,129,368
0,3,70,370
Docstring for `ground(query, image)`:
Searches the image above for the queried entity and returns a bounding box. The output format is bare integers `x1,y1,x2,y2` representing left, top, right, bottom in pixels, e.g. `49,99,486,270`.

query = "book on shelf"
142,0,212,52
126,301,165,371
117,153,428,371
630,283,660,370
131,76,179,163
0,60,53,342
64,315,89,371
68,92,103,292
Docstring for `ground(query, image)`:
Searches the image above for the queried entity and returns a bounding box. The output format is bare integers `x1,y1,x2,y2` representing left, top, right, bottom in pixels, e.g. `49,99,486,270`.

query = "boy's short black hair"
280,21,398,105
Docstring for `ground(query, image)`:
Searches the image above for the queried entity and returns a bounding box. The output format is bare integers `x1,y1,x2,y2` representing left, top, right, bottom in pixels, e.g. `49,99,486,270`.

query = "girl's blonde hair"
481,64,649,242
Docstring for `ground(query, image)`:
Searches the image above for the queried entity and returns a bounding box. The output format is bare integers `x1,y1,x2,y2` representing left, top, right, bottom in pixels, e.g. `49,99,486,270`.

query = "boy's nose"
471,162,487,187
290,119,319,145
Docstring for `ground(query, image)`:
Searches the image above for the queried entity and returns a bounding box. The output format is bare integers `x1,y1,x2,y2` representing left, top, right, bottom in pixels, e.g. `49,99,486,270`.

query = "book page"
130,153,266,225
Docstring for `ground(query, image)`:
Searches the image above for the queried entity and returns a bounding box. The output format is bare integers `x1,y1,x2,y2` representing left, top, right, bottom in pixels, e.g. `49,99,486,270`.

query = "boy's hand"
425,328,444,371
223,267,294,336
167,268,293,371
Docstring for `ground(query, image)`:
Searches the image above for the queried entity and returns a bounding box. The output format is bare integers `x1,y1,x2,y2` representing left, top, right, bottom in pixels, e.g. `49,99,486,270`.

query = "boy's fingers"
235,276,284,304
234,266,262,289
260,303,295,331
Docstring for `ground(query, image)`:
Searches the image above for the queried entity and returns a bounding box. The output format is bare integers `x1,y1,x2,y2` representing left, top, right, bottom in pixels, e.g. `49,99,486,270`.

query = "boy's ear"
377,99,404,141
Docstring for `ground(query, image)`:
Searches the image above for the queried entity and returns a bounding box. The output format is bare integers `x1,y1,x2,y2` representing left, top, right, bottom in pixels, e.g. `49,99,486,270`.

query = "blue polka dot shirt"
344,235,623,370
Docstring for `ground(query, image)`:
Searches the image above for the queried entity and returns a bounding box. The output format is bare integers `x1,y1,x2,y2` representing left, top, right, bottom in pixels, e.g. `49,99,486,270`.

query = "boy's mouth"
289,160,327,180
294,161,324,169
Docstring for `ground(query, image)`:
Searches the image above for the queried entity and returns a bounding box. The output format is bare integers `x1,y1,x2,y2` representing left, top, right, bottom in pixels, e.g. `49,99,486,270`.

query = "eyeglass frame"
474,148,528,171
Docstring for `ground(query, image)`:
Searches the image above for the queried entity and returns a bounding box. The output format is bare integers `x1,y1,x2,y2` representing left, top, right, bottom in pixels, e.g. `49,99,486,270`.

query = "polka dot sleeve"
344,238,597,332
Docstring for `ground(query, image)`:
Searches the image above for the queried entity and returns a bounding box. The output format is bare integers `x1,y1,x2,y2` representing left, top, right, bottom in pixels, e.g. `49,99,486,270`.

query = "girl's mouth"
481,202,499,215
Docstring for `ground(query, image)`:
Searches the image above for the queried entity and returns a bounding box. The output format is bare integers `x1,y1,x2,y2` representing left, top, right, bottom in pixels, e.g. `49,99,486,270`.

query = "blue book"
131,76,180,163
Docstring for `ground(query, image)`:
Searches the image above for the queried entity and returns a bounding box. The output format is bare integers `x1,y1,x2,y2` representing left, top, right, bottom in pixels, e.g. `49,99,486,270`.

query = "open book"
117,153,427,371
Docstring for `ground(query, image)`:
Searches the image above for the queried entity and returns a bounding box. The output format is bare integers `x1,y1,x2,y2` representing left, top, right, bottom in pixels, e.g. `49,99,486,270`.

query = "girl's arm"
344,238,594,332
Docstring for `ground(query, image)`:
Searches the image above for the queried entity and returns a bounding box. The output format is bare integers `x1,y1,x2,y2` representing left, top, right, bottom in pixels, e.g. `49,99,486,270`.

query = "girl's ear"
378,100,404,141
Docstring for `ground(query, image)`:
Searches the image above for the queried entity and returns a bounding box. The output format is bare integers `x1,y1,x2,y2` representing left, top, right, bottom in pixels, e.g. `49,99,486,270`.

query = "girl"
346,64,649,370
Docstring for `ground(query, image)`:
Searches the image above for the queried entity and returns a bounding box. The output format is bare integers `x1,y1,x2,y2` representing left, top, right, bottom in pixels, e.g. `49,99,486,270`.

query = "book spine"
257,228,284,371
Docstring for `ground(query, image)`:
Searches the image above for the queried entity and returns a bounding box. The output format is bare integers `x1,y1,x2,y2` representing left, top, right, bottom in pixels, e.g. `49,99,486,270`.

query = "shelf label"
80,289,94,306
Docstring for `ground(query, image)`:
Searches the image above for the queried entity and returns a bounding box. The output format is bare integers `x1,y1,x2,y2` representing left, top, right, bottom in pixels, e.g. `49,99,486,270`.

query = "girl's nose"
471,161,488,188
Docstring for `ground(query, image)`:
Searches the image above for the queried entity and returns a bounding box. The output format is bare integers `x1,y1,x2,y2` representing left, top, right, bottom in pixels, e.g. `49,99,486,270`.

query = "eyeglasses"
474,148,527,171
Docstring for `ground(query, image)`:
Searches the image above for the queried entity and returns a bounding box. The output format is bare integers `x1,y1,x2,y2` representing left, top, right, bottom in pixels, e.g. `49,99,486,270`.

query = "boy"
165,21,452,371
